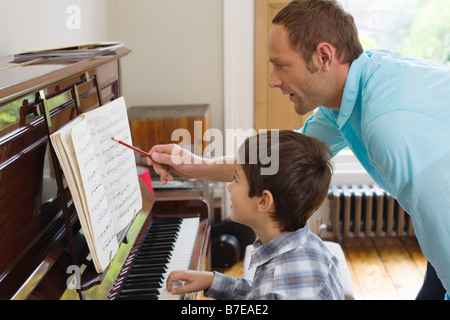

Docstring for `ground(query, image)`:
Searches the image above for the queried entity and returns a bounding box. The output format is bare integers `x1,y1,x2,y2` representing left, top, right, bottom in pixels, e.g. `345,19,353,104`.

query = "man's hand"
147,144,203,184
148,143,237,184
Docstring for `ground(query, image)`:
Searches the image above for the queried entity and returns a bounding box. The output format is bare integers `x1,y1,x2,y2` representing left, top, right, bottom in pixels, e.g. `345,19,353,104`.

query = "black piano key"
120,287,160,295
141,240,175,246
134,252,172,260
122,280,162,289
151,218,182,226
117,293,158,300
149,229,177,235
133,257,169,265
150,225,180,230
142,232,178,241
128,266,166,275
125,274,164,282
133,254,172,262
128,271,164,277
142,232,178,239
139,246,174,253
125,275,163,283
117,217,185,300
130,261,167,269
143,233,176,240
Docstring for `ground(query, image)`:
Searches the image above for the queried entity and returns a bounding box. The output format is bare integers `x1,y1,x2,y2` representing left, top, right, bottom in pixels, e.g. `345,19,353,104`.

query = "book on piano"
50,97,142,273
12,41,124,63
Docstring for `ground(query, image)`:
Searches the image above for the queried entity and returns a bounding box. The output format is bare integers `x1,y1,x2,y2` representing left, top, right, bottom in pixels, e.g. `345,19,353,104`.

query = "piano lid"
0,47,131,105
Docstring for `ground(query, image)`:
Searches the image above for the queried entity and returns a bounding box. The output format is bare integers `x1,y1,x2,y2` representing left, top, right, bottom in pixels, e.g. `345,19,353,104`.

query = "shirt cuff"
203,271,235,300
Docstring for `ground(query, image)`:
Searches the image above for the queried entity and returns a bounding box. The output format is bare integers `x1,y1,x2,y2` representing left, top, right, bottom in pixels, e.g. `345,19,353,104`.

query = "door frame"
223,0,254,138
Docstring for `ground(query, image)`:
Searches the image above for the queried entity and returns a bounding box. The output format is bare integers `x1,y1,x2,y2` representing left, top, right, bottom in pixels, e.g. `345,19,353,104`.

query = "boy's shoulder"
264,231,343,299
275,230,335,272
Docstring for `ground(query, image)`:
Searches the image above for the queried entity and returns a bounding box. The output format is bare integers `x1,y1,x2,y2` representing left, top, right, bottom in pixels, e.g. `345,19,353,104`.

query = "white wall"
0,0,224,132
0,0,109,56
108,0,224,132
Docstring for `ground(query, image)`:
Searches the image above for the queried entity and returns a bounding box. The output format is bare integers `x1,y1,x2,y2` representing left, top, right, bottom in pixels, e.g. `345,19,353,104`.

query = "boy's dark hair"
273,0,363,71
238,130,332,232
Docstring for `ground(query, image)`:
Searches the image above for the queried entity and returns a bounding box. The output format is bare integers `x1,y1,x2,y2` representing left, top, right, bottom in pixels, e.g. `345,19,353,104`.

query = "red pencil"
111,137,152,159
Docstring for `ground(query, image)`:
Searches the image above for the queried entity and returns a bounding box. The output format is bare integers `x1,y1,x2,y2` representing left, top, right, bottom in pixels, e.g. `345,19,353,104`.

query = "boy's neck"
254,226,287,244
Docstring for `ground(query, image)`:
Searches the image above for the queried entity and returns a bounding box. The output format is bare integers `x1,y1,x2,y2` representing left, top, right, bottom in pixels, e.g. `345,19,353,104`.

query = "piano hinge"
73,84,81,115
38,90,52,128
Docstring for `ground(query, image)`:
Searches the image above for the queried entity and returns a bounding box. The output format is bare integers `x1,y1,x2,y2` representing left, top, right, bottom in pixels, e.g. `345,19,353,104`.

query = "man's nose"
269,69,282,88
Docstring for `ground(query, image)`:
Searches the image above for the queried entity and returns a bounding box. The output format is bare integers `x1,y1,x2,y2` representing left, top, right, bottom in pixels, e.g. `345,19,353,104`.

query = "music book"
13,41,124,63
50,97,142,273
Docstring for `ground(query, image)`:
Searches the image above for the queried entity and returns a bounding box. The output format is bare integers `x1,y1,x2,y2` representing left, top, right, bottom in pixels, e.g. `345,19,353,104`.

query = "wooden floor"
339,236,427,300
215,236,427,300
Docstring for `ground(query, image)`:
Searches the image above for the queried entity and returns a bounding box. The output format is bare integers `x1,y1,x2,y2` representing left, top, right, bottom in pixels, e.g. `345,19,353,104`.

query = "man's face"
268,24,327,115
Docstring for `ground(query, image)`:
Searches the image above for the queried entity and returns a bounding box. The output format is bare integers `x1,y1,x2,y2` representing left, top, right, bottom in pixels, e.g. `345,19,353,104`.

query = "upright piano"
0,47,210,300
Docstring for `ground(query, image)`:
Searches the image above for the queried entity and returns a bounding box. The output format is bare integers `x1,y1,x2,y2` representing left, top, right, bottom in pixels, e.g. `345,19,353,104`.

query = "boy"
166,130,343,300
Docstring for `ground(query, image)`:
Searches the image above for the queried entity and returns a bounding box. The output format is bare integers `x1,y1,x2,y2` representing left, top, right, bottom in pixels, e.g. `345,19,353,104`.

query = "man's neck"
324,62,351,110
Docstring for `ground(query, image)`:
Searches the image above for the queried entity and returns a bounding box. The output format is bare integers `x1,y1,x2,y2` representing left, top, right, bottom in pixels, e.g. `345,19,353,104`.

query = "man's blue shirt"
300,49,450,296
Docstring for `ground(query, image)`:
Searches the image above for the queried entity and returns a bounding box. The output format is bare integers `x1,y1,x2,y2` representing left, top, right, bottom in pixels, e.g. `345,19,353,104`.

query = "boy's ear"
257,190,276,213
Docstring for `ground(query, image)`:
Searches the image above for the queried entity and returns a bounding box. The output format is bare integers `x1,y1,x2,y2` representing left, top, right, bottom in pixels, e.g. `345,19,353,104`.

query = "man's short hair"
273,0,364,68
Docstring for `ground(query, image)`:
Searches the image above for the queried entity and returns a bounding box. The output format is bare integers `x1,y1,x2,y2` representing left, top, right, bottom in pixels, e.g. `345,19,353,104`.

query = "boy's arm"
204,272,252,300
166,270,253,300
147,144,236,184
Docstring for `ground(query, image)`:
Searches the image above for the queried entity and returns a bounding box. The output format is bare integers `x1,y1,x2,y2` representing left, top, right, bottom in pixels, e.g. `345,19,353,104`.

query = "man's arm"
147,143,236,184
299,108,347,157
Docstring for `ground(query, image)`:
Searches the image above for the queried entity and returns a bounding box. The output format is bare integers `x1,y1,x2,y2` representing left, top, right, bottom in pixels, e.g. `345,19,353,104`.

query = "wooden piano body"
0,48,210,299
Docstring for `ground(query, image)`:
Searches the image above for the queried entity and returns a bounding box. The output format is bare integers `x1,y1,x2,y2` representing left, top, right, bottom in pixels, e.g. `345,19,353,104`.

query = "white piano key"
158,217,199,300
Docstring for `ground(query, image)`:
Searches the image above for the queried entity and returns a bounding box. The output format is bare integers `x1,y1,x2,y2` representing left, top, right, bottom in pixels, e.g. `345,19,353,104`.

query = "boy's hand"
166,270,215,295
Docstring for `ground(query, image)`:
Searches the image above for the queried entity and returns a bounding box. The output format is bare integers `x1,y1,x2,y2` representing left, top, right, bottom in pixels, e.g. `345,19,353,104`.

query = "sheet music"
51,117,92,237
50,97,142,273
83,97,142,233
71,118,119,272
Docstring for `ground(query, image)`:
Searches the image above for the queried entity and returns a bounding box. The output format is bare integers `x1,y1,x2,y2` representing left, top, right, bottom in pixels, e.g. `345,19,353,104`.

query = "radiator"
327,184,415,238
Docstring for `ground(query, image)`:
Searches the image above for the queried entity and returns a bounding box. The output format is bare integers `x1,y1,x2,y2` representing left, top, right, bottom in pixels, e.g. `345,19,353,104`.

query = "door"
254,0,312,131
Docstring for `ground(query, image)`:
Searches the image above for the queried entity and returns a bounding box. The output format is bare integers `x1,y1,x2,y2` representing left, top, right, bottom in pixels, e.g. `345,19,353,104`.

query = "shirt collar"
248,225,309,270
336,51,371,128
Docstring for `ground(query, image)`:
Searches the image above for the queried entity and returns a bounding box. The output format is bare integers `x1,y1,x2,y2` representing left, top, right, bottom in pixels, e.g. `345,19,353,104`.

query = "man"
148,0,450,299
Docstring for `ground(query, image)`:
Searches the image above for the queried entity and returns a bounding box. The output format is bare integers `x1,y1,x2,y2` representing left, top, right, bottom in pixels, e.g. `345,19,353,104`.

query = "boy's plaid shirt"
205,226,344,300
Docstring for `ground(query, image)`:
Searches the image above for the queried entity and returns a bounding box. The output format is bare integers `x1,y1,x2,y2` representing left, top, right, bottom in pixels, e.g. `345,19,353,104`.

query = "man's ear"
315,42,335,71
257,190,276,213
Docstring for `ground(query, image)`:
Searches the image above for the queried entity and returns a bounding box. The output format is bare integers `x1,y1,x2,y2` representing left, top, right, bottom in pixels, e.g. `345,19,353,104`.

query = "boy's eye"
232,175,238,182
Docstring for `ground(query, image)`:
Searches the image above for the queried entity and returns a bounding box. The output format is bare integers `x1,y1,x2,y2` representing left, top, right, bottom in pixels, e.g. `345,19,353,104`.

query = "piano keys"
114,217,199,300
107,199,210,300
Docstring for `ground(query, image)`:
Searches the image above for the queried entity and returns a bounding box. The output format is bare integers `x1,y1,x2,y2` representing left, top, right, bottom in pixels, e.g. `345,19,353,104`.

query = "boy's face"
227,165,259,228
